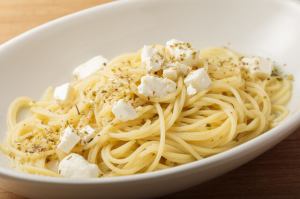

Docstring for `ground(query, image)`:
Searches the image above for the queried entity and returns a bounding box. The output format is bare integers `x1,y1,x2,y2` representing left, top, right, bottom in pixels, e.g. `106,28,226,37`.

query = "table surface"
1,0,300,198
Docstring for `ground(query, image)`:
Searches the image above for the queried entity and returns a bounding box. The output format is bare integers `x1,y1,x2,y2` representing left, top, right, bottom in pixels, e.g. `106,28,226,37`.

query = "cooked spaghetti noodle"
0,40,293,178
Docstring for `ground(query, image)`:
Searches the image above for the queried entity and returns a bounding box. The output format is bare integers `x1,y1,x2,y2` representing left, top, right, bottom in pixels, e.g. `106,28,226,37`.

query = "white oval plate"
0,0,300,198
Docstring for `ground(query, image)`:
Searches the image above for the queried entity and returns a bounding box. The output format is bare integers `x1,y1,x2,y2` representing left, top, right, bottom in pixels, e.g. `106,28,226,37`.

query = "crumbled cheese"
241,56,273,77
53,83,72,102
186,84,197,95
163,68,178,80
112,99,138,122
79,125,96,144
167,62,191,76
138,75,177,98
58,153,100,178
57,127,80,154
184,68,211,95
141,45,164,72
166,39,199,66
73,55,108,79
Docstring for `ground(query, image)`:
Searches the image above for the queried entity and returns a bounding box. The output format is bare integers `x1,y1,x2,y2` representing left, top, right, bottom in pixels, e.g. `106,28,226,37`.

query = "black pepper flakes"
75,104,80,115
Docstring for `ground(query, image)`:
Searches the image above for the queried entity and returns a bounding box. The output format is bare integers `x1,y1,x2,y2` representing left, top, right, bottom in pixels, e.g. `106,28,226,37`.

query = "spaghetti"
0,40,293,178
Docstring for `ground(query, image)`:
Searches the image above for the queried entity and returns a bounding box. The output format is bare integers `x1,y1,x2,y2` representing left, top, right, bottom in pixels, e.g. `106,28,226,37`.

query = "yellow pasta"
0,43,292,177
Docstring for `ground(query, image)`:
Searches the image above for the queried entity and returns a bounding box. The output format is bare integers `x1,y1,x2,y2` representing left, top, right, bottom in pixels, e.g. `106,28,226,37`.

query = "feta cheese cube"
138,75,177,98
186,84,197,95
167,62,191,76
163,68,177,80
58,153,100,178
73,55,108,79
184,68,211,95
80,125,96,144
54,83,72,102
241,56,273,77
166,39,199,66
141,45,164,72
112,99,138,122
57,127,80,154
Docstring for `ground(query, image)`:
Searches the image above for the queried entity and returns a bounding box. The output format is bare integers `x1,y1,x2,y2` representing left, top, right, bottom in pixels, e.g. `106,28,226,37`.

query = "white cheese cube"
166,39,199,66
57,126,80,154
138,75,177,98
73,55,108,80
58,153,100,178
241,56,273,77
112,99,138,122
163,68,177,80
141,45,164,72
53,83,72,102
80,125,96,144
167,62,191,76
186,84,197,96
184,68,211,95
